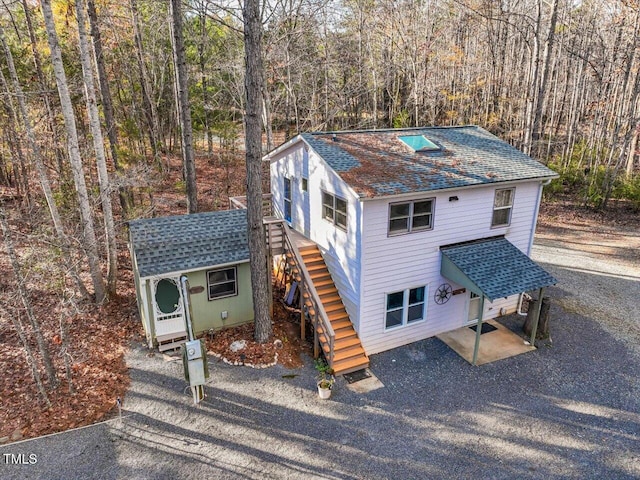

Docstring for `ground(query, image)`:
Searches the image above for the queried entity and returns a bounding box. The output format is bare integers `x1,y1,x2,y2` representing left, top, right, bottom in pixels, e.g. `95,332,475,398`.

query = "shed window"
385,286,427,330
389,199,434,235
322,191,347,231
155,278,180,314
492,188,514,227
207,267,237,300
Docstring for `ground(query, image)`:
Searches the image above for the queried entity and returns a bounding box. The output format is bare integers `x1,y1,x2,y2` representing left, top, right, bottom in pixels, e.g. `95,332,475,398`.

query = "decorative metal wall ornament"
434,283,453,304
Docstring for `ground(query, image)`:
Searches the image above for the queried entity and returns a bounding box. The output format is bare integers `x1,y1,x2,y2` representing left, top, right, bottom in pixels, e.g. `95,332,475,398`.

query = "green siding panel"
184,263,254,334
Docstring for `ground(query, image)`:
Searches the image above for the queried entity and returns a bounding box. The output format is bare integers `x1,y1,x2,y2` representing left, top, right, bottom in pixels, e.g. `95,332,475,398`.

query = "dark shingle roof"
129,209,248,278
300,126,556,198
441,237,556,302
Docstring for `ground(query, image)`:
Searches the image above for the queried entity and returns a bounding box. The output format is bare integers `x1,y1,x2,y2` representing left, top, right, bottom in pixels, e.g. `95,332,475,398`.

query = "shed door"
153,278,186,337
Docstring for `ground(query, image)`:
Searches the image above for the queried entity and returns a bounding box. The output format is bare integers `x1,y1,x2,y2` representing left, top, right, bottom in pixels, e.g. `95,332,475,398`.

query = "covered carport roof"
440,237,556,302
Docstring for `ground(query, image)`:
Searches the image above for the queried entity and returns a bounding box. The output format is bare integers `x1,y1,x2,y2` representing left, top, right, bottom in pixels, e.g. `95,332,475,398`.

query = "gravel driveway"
1,230,639,480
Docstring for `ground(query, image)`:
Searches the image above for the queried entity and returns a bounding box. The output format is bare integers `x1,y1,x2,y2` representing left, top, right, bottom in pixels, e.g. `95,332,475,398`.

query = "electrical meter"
182,339,206,387
185,340,202,361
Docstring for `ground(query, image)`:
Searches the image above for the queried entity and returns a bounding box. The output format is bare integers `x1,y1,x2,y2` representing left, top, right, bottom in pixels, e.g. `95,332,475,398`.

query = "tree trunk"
197,7,213,155
76,0,118,296
169,0,198,214
531,0,559,158
40,0,106,303
0,204,58,388
244,0,272,343
522,0,542,155
21,0,66,179
130,0,161,163
86,0,132,214
0,23,90,299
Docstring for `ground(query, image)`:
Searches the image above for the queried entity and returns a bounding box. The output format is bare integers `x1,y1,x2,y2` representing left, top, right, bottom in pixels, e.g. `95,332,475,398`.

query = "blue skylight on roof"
399,135,440,152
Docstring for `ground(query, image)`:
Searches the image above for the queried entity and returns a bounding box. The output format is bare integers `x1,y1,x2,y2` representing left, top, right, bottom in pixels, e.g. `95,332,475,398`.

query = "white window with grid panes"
322,191,347,231
384,286,427,330
492,188,514,227
388,199,434,235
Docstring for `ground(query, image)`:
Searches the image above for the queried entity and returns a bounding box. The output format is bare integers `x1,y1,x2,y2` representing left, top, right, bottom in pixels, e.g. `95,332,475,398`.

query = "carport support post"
529,287,545,346
472,295,485,366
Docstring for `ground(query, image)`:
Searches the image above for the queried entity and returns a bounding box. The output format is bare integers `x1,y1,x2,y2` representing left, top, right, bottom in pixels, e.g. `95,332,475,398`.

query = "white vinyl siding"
359,182,541,354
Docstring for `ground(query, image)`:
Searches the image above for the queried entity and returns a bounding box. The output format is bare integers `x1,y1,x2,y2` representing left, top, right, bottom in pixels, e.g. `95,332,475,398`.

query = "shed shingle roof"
440,237,557,302
129,209,248,278
300,126,556,198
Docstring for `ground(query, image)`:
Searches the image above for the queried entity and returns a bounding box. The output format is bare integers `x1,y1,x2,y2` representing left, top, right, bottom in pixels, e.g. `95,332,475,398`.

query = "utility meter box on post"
182,339,207,387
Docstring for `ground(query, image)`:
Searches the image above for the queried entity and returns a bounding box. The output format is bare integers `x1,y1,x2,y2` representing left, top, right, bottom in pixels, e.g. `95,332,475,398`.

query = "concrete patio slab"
437,319,535,365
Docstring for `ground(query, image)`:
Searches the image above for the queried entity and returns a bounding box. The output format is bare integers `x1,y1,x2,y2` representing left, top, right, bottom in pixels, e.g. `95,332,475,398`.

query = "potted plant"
314,358,335,399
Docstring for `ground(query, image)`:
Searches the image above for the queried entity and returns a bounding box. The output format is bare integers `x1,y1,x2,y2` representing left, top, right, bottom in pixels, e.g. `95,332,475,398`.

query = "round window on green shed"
155,279,180,314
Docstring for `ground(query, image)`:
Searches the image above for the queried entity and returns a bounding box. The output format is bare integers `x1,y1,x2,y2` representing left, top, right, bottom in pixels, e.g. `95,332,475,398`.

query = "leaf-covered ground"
1,148,636,443
0,144,280,443
206,293,311,369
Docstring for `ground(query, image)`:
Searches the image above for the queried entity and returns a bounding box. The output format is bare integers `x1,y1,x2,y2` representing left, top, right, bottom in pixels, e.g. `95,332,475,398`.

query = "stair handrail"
279,224,335,364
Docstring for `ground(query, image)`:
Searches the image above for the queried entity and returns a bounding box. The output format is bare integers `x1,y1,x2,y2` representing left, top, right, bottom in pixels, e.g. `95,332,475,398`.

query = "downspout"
180,275,195,341
142,279,154,347
517,292,532,316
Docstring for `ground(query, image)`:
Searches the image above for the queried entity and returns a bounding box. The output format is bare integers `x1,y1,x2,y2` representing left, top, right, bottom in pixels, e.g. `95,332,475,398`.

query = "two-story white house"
266,126,556,372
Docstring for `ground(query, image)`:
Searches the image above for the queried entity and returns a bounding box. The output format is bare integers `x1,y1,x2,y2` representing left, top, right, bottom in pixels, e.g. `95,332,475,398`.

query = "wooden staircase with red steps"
297,245,369,375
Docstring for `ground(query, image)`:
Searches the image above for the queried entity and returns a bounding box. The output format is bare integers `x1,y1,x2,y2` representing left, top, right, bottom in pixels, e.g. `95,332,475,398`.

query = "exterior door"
284,177,292,223
153,278,186,336
466,291,482,325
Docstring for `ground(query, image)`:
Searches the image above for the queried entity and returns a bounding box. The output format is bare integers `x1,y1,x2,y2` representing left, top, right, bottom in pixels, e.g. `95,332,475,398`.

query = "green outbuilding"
128,209,254,351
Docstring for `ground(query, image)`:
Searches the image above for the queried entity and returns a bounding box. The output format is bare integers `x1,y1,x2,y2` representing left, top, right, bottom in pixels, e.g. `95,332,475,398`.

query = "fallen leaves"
206,296,310,369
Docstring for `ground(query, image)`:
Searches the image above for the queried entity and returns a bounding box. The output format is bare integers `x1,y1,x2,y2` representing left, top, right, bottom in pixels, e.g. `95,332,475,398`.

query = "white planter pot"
317,382,332,399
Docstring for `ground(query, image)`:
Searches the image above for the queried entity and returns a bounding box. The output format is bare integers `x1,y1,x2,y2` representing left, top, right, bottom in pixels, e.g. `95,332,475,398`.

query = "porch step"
328,318,353,331
157,332,188,352
319,293,342,305
324,302,346,314
306,263,328,273
317,325,355,340
311,277,334,288
316,285,338,296
333,345,366,362
327,311,349,323
331,355,370,376
318,334,362,351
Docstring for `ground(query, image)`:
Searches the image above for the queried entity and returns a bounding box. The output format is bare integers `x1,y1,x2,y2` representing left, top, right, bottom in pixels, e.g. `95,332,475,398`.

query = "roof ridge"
306,125,479,136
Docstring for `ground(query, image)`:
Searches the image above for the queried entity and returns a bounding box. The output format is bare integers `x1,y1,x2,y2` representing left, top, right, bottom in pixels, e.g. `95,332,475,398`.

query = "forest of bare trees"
0,0,639,405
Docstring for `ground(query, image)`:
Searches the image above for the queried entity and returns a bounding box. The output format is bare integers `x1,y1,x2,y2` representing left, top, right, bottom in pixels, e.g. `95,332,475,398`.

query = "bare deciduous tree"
40,0,106,303
169,0,198,213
